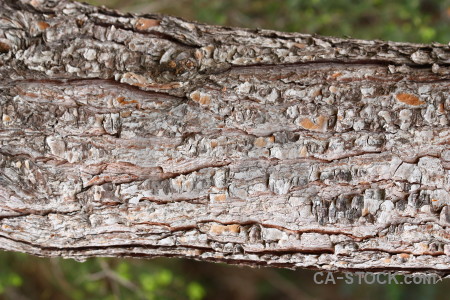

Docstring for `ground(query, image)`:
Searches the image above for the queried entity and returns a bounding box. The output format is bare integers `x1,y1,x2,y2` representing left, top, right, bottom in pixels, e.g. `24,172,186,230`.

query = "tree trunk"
1,0,449,276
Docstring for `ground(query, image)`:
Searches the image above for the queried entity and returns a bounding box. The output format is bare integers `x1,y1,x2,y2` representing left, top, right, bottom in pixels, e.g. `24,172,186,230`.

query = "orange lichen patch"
37,21,50,30
184,60,195,69
299,115,327,131
382,258,391,263
210,140,218,148
2,224,12,230
0,41,10,53
399,253,410,259
24,88,58,100
209,224,240,235
87,175,111,186
191,92,200,101
312,89,322,97
254,137,267,147
120,111,132,118
168,60,177,68
17,89,38,98
76,19,85,27
268,136,275,143
190,91,211,105
25,92,38,98
199,94,211,105
331,72,342,78
396,93,425,106
116,96,139,106
432,198,439,202
135,18,160,30
2,114,11,122
293,43,307,49
439,103,445,113
215,194,227,201
210,194,227,202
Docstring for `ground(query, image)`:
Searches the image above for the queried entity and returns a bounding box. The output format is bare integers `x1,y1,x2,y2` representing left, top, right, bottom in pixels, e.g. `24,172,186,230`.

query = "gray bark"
1,0,450,276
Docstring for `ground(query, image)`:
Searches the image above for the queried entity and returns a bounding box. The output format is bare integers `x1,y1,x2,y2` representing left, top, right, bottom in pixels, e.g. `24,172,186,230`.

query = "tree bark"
0,0,449,276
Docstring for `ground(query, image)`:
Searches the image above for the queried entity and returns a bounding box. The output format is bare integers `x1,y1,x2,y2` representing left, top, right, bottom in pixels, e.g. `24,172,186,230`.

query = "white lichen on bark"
0,0,449,276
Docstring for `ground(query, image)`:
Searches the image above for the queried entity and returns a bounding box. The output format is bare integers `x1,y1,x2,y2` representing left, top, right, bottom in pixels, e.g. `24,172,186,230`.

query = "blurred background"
86,0,450,43
1,0,450,299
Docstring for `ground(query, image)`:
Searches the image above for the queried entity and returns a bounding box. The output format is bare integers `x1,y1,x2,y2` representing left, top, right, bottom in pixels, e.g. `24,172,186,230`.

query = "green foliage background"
86,0,450,43
1,0,450,299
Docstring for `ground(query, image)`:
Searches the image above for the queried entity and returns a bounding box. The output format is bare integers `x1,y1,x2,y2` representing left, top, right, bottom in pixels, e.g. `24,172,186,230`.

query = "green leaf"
116,262,131,280
139,274,157,292
8,273,22,287
156,269,173,286
187,281,206,300
419,27,436,42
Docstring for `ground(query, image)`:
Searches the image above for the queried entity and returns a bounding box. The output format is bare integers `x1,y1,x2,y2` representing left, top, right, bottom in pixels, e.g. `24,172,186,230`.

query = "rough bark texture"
1,0,450,276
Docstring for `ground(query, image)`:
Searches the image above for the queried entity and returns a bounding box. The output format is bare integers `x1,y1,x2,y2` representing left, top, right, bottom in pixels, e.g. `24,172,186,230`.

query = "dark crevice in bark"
9,78,189,100
245,248,335,255
360,248,446,257
89,20,201,49
214,60,450,78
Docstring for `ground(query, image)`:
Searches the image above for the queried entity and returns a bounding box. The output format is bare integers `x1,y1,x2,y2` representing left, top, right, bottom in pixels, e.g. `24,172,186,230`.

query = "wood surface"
0,0,449,276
